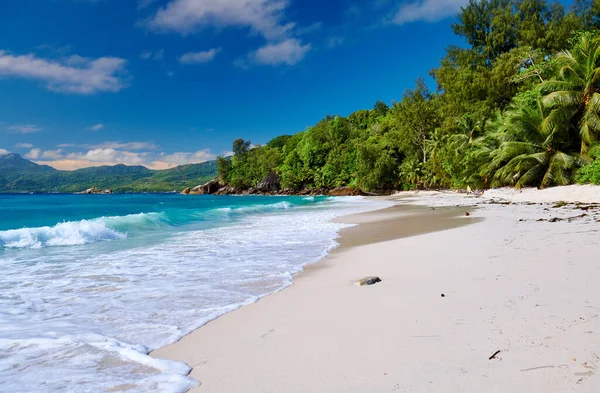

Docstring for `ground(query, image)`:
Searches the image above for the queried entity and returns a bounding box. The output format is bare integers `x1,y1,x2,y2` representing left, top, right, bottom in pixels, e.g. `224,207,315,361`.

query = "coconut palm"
484,98,587,188
540,32,600,154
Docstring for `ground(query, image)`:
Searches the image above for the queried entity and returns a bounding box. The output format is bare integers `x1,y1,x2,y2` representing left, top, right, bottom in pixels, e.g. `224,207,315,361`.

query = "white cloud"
65,148,148,165
249,38,311,66
34,151,148,170
0,50,128,94
0,148,9,155
83,141,158,150
35,147,217,170
42,149,63,160
25,148,42,159
156,149,217,166
27,141,217,171
179,48,221,64
8,124,43,134
393,0,467,25
90,123,104,131
15,143,33,148
146,0,293,40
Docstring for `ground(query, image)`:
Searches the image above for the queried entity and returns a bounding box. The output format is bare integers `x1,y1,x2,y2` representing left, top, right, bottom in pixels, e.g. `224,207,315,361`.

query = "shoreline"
152,189,600,392
151,195,484,391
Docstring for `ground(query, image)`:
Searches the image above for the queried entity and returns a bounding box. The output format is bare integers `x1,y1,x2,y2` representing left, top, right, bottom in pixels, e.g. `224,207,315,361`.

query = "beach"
153,187,600,392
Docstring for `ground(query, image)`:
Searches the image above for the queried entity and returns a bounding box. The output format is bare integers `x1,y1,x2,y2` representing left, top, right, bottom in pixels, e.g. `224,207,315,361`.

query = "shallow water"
0,194,389,392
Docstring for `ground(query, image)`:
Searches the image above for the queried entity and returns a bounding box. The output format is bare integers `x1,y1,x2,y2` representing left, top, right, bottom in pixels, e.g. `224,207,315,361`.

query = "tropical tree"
540,31,600,154
484,97,586,188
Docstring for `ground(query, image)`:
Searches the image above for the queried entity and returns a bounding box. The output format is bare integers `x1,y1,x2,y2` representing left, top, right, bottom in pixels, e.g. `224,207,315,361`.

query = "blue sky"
0,0,506,169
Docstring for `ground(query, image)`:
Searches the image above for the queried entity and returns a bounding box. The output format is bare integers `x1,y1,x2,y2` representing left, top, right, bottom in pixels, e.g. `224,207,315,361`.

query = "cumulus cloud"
179,48,221,64
393,0,468,25
0,148,9,155
15,143,33,148
8,124,43,134
248,38,310,66
41,149,64,160
66,148,148,165
90,124,104,131
25,148,42,159
31,142,216,170
146,0,293,40
0,50,128,94
156,149,217,167
144,0,314,67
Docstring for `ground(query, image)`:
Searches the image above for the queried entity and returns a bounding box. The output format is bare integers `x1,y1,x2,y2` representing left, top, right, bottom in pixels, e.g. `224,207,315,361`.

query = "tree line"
218,0,600,192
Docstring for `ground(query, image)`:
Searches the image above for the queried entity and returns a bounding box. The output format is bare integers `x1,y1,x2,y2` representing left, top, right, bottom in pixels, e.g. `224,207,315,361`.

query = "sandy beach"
153,187,600,392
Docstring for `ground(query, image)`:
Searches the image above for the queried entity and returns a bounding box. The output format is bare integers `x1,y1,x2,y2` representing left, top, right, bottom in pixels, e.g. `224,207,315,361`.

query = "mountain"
0,153,217,193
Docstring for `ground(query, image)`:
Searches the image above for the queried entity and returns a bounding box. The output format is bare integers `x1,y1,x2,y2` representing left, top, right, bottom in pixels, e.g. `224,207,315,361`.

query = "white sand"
153,186,600,392
483,185,600,204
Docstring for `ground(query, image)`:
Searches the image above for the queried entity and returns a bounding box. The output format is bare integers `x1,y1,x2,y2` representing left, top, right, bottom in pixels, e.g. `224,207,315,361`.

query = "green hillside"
0,153,217,193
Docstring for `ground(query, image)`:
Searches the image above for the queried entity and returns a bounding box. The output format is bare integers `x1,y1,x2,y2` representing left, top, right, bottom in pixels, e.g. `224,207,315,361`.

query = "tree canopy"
217,0,600,191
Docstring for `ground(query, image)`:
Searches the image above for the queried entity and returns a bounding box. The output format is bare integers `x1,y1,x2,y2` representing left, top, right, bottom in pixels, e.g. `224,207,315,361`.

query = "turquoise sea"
0,194,387,392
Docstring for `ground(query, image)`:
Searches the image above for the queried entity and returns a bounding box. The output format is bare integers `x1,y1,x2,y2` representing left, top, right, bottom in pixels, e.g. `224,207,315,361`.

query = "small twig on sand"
520,365,556,372
489,350,501,360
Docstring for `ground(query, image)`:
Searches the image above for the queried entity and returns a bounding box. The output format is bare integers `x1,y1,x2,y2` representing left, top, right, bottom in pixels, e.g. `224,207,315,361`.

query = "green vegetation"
219,0,600,191
0,153,217,193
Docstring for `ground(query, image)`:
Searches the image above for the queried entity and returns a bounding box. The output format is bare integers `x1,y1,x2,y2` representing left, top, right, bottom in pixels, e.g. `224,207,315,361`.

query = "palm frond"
542,91,583,110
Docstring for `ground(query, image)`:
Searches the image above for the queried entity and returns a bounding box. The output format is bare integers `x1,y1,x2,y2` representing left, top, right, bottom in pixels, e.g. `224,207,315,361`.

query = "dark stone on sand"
357,276,382,286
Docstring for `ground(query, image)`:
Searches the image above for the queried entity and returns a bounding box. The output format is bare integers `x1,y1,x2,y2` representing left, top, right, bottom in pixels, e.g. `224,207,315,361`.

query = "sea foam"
0,220,127,249
0,196,392,393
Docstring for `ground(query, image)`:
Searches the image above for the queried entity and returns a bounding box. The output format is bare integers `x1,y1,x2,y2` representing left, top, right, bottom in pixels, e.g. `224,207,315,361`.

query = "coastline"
152,189,600,392
150,194,482,391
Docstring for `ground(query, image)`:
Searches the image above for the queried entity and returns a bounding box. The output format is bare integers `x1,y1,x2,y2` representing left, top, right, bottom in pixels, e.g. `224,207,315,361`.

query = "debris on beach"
356,276,382,286
489,350,501,360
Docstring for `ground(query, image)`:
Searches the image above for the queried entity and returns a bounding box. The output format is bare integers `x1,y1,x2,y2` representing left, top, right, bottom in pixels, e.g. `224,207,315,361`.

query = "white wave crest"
0,220,126,249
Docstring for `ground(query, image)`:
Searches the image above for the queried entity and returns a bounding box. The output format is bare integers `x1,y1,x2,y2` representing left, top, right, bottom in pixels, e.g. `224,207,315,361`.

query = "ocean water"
0,194,389,393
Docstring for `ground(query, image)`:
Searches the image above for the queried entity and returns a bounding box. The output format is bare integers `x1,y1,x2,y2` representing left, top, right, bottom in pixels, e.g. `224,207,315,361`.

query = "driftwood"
489,350,501,360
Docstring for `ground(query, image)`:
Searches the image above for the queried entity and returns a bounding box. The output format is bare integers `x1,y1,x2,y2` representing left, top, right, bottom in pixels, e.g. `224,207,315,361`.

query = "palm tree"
540,32,600,154
483,98,587,188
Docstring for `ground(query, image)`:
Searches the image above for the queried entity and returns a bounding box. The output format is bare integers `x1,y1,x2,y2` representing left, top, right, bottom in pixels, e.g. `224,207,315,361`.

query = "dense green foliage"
218,0,600,190
0,153,217,193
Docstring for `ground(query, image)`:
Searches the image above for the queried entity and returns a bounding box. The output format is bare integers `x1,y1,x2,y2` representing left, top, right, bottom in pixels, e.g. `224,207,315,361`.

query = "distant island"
0,153,217,193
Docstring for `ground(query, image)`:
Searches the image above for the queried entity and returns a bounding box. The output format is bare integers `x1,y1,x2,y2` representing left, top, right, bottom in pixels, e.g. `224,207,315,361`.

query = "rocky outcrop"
256,173,281,193
76,187,112,195
182,176,379,196
214,186,238,195
190,179,223,195
327,187,364,196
